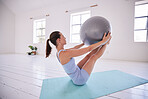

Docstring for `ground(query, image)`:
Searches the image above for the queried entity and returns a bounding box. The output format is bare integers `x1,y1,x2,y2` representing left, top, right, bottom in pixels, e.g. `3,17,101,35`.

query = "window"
134,1,148,42
70,11,90,43
33,18,46,43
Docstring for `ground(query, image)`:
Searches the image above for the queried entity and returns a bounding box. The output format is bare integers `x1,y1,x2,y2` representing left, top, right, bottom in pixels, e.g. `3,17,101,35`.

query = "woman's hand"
102,32,111,45
106,36,111,45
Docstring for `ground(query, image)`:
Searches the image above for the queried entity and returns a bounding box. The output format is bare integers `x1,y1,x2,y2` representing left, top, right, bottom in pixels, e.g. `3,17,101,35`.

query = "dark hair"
46,31,61,58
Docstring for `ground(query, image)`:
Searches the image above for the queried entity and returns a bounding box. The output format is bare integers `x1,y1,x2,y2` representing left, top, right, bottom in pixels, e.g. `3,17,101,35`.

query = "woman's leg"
82,44,107,75
77,46,101,69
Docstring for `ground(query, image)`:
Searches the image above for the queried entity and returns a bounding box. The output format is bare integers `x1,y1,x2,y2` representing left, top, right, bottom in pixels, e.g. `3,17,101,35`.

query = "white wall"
15,0,148,62
0,0,15,54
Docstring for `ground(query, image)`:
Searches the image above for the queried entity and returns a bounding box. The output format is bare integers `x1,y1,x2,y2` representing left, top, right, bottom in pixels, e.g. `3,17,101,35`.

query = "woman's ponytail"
45,31,60,58
46,39,52,58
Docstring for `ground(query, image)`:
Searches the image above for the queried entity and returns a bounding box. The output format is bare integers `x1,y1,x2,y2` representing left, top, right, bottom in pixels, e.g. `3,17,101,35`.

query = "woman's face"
59,33,66,45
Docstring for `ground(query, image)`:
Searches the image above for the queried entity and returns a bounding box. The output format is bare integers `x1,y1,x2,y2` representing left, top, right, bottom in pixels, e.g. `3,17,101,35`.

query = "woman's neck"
57,45,64,52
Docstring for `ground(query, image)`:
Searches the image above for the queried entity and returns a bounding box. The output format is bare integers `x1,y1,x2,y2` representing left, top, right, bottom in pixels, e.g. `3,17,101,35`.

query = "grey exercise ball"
80,16,111,45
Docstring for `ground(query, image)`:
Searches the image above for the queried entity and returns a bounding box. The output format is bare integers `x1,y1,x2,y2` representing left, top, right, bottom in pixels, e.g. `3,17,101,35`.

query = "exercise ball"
80,16,111,45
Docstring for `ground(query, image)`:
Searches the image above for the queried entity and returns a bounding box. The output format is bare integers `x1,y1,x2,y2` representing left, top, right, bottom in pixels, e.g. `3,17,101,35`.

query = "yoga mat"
40,70,148,99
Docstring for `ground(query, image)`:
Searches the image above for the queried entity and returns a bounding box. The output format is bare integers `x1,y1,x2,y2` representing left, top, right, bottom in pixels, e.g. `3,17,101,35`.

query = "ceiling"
1,0,143,14
1,0,71,14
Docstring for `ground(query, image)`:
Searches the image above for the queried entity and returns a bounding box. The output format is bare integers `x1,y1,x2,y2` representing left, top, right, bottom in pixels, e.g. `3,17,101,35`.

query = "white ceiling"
1,0,71,14
1,0,143,14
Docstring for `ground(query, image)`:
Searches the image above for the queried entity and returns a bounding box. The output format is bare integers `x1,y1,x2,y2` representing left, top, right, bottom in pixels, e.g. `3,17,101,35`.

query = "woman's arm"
70,43,84,49
62,32,111,58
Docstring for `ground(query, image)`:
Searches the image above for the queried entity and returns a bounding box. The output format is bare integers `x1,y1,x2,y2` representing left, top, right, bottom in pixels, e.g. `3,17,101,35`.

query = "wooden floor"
0,54,148,99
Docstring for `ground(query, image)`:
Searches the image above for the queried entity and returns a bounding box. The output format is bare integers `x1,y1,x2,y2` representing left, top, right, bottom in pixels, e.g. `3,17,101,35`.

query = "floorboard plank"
0,76,41,97
0,83,39,99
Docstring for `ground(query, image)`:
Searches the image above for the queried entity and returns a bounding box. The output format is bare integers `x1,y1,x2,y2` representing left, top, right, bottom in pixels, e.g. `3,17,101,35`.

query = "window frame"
134,1,148,42
70,11,91,43
33,18,46,44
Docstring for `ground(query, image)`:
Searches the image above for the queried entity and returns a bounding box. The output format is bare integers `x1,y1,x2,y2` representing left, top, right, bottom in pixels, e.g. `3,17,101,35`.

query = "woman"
46,31,111,85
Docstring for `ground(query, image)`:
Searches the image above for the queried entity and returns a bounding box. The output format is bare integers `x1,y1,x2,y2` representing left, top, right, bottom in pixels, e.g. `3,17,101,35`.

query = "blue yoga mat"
40,70,148,99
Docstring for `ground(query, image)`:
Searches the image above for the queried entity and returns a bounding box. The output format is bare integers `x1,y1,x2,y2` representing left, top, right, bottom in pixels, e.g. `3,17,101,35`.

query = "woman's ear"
57,38,60,44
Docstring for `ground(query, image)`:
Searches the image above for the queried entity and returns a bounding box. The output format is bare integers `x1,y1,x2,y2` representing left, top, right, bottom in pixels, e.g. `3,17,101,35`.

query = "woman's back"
57,49,72,65
57,49,78,74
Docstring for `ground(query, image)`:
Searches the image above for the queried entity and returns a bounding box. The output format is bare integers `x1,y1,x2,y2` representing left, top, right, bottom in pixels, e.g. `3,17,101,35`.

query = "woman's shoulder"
59,48,76,58
58,49,72,64
58,49,69,56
